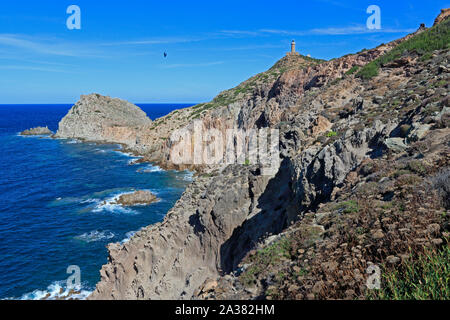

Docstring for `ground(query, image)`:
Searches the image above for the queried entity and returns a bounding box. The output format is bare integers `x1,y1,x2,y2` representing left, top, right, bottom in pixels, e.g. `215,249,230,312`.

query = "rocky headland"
54,93,152,147
50,10,449,300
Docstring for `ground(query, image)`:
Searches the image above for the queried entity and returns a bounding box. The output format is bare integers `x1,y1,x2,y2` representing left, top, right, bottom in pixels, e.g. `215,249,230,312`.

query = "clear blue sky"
0,0,448,104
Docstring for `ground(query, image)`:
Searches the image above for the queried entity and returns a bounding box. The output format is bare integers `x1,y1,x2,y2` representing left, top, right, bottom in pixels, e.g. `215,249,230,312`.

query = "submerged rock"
20,126,53,136
114,190,157,206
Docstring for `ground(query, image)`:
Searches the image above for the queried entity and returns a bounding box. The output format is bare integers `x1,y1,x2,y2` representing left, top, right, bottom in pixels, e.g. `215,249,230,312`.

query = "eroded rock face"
54,93,152,145
89,167,275,299
114,191,157,206
20,126,53,136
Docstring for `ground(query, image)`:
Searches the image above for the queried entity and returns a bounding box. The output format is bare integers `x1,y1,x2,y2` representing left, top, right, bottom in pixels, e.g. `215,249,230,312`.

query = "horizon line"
0,102,201,105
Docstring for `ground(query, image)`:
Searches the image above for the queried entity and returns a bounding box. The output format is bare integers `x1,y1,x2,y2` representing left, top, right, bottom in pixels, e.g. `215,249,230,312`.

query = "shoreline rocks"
20,126,53,136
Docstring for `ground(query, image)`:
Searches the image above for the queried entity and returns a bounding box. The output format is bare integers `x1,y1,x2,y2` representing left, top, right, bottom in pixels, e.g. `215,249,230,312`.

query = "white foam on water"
113,149,134,157
120,230,138,244
16,133,52,139
66,139,81,144
91,192,139,214
80,198,99,204
182,171,194,182
74,230,115,243
137,164,163,173
18,281,92,300
127,157,143,165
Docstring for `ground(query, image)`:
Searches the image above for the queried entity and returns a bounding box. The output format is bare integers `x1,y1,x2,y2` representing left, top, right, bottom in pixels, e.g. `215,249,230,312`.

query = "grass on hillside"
368,245,450,300
357,18,450,80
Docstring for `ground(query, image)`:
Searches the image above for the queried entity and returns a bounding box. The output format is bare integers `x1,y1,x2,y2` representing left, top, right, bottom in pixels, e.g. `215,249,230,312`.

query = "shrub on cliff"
368,245,450,300
358,18,450,80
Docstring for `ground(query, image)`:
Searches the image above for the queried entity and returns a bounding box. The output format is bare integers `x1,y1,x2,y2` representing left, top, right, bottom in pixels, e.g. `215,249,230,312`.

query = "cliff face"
81,12,450,300
55,93,152,146
89,167,275,299
120,26,424,171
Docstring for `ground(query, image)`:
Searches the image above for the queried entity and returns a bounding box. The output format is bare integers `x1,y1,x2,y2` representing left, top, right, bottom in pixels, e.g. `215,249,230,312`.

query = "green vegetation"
240,238,292,286
407,160,427,175
357,19,450,80
334,200,359,213
357,62,379,80
345,65,360,75
326,131,338,137
368,246,450,300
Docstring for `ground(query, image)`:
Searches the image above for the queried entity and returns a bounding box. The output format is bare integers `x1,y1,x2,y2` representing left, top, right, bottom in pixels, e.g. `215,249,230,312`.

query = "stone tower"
286,40,299,56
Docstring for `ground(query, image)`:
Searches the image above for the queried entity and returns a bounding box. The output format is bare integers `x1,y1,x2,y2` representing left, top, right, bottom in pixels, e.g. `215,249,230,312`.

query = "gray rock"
54,93,152,146
20,126,53,136
386,255,400,265
384,137,408,152
407,122,431,142
372,96,384,104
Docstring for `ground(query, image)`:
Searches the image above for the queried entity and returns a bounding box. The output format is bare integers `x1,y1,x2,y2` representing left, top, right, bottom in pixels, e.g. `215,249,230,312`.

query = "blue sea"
0,103,194,299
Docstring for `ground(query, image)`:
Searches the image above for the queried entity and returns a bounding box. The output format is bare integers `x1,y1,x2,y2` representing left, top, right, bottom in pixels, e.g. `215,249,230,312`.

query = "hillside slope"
88,11,449,300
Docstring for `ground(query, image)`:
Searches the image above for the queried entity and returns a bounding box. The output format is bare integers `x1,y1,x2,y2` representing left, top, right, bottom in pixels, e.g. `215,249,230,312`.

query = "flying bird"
164,52,167,58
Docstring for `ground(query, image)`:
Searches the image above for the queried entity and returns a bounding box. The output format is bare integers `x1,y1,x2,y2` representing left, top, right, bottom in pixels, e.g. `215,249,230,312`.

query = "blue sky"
0,0,448,104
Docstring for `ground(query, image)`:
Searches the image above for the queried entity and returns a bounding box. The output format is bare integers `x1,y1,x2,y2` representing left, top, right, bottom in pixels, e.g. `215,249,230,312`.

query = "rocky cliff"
82,11,450,300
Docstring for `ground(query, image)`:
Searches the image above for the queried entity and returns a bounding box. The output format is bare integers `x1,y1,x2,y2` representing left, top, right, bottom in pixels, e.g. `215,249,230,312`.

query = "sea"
0,103,195,299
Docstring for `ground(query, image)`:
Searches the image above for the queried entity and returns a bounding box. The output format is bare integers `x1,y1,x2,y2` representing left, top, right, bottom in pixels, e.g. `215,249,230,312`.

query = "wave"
137,164,163,173
120,230,138,244
17,281,92,300
127,157,143,165
93,148,107,154
91,192,139,214
113,149,135,158
74,230,115,243
16,133,52,139
66,139,81,144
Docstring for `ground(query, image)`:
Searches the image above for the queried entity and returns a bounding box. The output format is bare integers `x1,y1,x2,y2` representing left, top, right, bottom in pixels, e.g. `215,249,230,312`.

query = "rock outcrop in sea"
20,126,53,136
54,93,152,146
53,10,449,300
114,190,158,206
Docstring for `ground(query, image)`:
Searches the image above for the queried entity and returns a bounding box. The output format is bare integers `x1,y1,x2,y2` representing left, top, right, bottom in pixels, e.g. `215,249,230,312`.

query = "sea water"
0,103,194,299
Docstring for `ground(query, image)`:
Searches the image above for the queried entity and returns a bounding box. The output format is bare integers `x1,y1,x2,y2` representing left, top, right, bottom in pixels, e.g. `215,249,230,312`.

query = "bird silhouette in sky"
164,52,167,58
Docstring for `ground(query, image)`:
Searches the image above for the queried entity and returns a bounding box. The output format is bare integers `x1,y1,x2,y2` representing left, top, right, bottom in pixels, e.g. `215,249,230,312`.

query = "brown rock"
20,126,53,136
201,279,218,293
433,8,450,26
311,115,332,136
372,229,385,239
426,223,440,236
